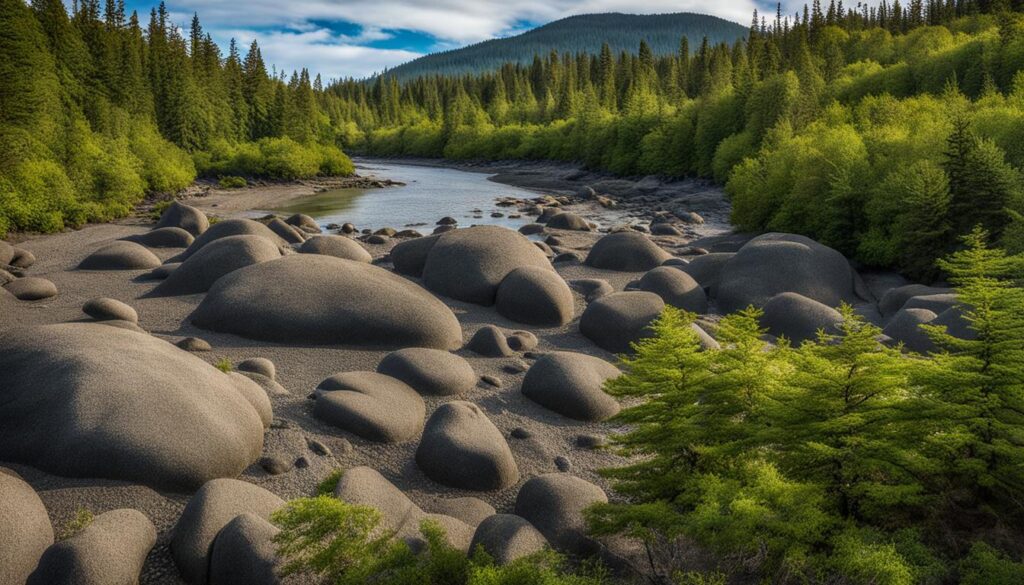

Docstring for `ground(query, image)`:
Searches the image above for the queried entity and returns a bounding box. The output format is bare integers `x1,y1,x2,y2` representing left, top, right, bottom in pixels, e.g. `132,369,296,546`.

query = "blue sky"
123,0,786,80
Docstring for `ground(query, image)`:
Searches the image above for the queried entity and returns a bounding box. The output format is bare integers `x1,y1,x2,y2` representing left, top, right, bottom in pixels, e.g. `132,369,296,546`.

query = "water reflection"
272,161,545,232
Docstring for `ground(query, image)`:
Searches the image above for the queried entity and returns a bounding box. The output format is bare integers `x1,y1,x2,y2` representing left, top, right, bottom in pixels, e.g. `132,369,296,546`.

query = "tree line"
0,0,352,237
327,0,1024,280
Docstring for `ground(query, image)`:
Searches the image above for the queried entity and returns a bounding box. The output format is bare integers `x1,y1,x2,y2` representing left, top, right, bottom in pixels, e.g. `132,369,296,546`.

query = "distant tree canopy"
0,0,352,237
327,0,1024,280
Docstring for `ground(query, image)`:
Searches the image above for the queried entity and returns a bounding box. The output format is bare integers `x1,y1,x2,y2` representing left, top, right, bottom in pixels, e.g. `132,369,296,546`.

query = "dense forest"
382,13,748,81
330,0,1024,279
0,0,352,237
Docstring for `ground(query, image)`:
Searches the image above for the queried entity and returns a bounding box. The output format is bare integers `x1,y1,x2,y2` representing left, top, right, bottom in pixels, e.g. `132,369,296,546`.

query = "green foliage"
590,252,1024,584
59,507,94,540
271,495,608,585
217,175,247,189
214,358,232,373
317,469,344,496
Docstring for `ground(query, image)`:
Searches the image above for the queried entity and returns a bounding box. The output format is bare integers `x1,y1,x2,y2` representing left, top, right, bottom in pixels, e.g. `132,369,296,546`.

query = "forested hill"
383,12,748,81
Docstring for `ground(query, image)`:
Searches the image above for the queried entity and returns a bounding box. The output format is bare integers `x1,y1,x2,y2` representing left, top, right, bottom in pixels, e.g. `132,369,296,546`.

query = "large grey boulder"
584,232,671,272
151,235,282,297
156,201,209,236
426,497,495,528
208,513,280,585
677,252,734,296
422,225,553,305
416,402,519,490
638,266,708,313
495,266,575,326
579,292,665,354
267,218,307,244
285,213,321,233
300,235,371,263
171,479,285,585
717,233,863,313
760,292,843,344
931,306,976,341
521,352,621,421
902,293,958,316
0,324,265,491
334,467,474,552
27,509,156,585
79,241,161,270
171,219,286,263
390,234,441,277
191,254,462,350
469,514,548,565
122,227,195,248
883,308,938,354
314,371,425,443
0,241,14,265
377,348,477,396
10,247,35,268
546,212,591,231
4,277,57,300
0,469,53,585
513,474,607,556
878,284,953,317
83,297,138,323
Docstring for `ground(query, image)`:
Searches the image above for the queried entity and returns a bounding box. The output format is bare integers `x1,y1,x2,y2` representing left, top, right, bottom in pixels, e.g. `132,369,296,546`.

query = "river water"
273,160,557,232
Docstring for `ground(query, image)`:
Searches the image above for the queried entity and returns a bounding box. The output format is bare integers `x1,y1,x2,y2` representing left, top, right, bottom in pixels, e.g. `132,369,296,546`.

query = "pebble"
259,456,292,475
481,375,503,388
510,427,532,439
555,456,572,472
307,439,332,457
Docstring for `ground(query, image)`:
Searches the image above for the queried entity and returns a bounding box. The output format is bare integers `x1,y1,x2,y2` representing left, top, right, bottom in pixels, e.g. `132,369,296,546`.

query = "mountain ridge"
380,12,748,81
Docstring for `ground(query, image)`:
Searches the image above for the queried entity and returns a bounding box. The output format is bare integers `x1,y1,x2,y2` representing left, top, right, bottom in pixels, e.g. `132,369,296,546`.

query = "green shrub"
214,358,233,373
218,175,247,189
317,469,344,496
60,507,94,540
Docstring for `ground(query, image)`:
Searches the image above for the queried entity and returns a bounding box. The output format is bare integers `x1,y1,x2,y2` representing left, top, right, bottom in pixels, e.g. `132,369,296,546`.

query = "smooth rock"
171,219,286,263
0,469,53,585
83,297,138,323
546,212,591,231
513,474,607,556
883,308,938,354
422,225,553,305
191,255,462,349
760,292,843,344
507,330,538,351
466,325,514,357
208,513,280,585
238,358,276,381
584,231,671,272
267,218,306,244
677,252,734,296
521,352,621,421
0,324,265,491
314,371,425,443
416,401,519,490
27,509,156,585
879,284,953,317
579,292,665,354
151,235,282,297
170,478,284,585
285,213,321,233
495,266,574,326
638,266,708,313
122,227,195,248
156,201,209,236
377,348,477,396
299,235,372,263
426,497,495,528
177,337,212,352
390,234,441,277
4,276,57,300
79,241,161,270
469,514,548,565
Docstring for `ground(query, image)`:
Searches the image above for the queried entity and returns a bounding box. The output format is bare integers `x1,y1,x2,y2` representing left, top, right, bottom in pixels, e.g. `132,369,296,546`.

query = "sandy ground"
0,161,731,583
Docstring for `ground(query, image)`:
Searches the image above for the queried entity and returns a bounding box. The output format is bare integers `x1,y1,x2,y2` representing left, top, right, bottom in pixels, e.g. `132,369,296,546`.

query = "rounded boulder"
79,241,161,271
299,235,372,263
191,254,462,349
82,297,138,323
314,371,425,443
27,509,156,585
122,227,195,248
0,324,265,491
546,212,591,231
584,231,671,272
156,201,209,236
883,308,938,354
416,401,519,490
422,225,553,305
520,352,621,421
495,266,575,326
377,348,477,396
579,292,665,354
760,292,843,345
513,474,607,556
4,276,57,301
0,469,53,585
638,266,708,313
717,233,861,313
208,513,280,585
390,234,441,277
469,514,548,565
150,235,282,297
171,219,286,263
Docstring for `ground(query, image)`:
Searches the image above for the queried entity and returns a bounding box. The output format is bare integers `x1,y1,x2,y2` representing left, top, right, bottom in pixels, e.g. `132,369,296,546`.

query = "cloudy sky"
123,0,787,81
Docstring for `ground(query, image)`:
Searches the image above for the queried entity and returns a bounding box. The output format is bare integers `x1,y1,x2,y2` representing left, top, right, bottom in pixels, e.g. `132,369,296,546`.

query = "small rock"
237,358,276,381
481,375,503,388
576,434,607,449
82,298,138,324
504,360,529,374
294,456,309,469
506,330,538,352
466,326,513,357
554,456,571,472
307,439,332,457
510,427,532,439
176,337,212,352
260,456,292,475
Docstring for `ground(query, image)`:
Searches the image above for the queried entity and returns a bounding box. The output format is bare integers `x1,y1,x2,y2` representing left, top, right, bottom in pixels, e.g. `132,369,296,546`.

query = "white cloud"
163,0,766,80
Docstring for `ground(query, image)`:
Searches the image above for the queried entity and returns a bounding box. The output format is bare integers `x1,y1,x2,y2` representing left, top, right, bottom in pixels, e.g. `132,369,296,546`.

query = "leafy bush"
59,507,94,540
217,175,247,189
271,495,609,585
